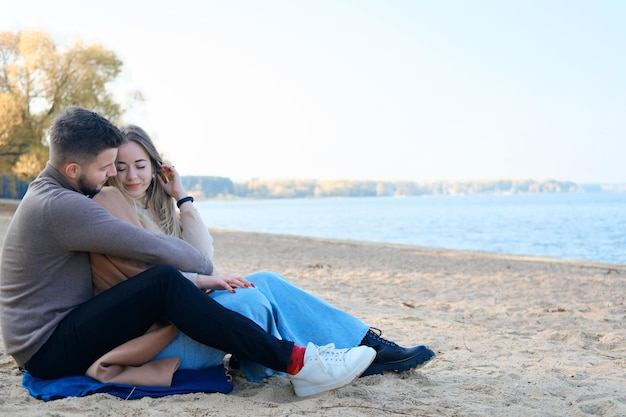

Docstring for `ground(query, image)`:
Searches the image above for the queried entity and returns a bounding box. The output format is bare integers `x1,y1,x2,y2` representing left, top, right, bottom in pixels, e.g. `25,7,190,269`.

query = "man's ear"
64,162,81,180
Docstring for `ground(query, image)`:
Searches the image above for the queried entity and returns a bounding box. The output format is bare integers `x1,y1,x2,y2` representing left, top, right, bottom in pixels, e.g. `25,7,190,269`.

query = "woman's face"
115,141,154,199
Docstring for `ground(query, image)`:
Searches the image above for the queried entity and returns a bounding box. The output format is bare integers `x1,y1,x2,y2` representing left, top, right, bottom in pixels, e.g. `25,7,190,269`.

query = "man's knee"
150,264,181,276
133,264,187,290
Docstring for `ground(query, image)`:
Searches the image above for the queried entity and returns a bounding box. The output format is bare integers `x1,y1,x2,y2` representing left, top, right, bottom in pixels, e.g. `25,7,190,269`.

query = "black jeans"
25,265,294,379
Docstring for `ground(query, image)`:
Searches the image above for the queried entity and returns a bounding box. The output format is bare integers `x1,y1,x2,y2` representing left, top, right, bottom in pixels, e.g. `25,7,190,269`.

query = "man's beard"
77,175,104,197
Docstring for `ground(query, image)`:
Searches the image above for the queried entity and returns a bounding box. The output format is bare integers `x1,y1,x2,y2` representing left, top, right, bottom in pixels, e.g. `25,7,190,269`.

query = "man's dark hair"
49,106,125,167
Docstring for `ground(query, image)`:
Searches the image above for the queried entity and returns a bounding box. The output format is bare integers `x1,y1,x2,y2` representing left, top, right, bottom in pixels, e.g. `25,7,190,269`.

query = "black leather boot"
359,328,435,377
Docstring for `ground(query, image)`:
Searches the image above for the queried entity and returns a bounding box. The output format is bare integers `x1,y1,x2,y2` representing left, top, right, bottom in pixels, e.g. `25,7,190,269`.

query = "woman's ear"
64,162,81,180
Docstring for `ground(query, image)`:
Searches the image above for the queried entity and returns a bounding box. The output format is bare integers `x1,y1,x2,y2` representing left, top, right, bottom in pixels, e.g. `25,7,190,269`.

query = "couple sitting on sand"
0,106,435,398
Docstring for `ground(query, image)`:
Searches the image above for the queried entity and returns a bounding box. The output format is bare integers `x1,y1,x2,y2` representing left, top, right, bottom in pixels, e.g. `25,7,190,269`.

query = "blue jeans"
153,271,370,382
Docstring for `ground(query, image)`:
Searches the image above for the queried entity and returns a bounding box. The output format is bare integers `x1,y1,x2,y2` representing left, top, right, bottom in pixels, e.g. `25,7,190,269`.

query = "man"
0,106,376,397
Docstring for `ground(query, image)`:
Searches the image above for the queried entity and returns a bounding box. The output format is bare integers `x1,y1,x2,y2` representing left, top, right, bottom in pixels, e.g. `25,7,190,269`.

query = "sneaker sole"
293,349,376,397
360,348,435,377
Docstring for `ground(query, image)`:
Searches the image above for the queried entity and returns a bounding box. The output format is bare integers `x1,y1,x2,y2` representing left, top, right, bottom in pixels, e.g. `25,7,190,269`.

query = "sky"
3,0,625,184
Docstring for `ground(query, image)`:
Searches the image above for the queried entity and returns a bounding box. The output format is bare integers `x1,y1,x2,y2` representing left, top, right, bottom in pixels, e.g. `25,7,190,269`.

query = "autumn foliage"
0,30,136,180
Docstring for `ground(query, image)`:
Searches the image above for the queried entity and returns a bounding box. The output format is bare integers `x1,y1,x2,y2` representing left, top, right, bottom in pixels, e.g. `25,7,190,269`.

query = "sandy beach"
0,200,624,417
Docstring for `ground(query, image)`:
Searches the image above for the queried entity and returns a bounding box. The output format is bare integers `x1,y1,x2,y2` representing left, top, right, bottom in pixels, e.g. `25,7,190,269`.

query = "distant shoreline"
3,184,626,206
2,196,624,267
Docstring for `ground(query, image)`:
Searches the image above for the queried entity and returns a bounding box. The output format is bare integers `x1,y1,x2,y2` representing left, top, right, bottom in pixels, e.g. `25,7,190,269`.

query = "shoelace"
314,343,348,373
368,328,399,347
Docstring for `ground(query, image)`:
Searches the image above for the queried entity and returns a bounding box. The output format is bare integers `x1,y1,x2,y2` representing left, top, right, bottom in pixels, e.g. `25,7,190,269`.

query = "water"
196,192,626,265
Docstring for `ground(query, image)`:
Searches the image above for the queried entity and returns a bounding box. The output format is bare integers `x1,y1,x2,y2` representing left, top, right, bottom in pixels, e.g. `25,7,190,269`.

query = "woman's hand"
196,274,255,293
159,163,188,202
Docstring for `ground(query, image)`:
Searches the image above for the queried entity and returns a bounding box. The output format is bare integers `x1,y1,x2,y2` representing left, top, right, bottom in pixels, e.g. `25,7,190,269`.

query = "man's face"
76,148,118,196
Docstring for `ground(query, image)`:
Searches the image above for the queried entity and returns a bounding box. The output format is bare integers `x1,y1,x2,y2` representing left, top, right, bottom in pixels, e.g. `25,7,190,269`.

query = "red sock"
286,345,306,375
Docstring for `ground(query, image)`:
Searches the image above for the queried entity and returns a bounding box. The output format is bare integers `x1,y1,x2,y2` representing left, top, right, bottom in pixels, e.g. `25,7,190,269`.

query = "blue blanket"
22,366,233,401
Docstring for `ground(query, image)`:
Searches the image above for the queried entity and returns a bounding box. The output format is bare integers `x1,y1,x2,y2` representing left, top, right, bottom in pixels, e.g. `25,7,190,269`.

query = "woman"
92,125,435,382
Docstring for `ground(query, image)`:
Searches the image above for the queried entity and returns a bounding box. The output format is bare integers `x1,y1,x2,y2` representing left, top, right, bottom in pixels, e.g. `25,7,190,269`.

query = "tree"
0,30,139,180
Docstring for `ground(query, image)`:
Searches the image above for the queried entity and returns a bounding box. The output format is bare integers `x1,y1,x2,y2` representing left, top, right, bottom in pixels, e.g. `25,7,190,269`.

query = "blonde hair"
108,125,182,238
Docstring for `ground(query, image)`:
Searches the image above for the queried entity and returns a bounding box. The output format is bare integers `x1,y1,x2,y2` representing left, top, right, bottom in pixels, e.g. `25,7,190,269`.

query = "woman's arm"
179,209,215,260
161,163,218,273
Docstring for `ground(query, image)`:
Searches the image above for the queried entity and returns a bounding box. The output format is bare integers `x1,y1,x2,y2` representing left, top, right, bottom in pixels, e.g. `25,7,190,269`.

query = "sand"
0,200,624,417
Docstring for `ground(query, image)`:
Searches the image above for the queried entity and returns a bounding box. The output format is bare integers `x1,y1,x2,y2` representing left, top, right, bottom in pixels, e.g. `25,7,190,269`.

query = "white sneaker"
289,342,376,397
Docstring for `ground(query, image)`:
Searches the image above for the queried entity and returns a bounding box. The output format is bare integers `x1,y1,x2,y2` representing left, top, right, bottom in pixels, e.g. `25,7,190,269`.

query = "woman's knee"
245,271,288,286
210,288,273,329
212,287,271,311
